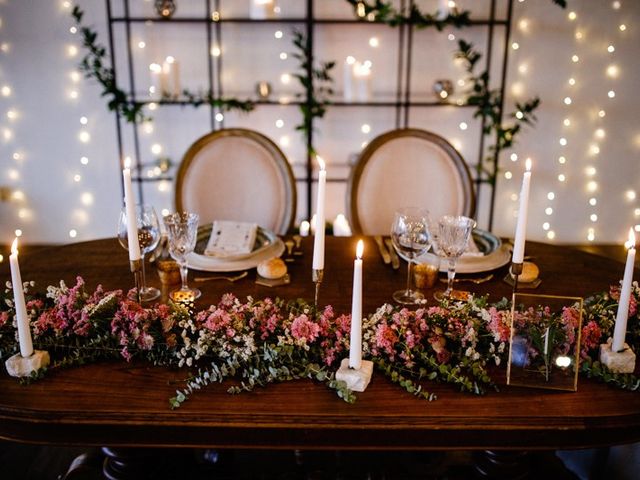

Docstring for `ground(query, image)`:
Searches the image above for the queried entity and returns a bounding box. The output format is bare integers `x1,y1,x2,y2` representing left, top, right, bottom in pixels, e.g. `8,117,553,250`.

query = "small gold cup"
157,258,181,285
414,258,440,289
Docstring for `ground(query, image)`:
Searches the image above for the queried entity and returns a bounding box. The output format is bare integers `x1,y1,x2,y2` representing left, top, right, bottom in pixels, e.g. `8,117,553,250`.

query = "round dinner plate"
405,229,511,274
187,224,284,272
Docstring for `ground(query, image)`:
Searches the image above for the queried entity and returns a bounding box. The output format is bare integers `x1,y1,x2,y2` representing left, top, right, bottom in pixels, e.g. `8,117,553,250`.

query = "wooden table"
0,237,638,478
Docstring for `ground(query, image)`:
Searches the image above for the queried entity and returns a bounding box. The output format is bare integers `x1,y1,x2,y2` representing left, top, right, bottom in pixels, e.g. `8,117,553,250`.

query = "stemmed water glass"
117,205,161,302
434,215,476,300
163,212,201,301
390,207,432,305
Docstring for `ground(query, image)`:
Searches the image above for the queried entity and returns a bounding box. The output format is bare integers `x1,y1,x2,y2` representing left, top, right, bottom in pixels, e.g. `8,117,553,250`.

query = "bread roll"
257,257,287,279
511,261,539,283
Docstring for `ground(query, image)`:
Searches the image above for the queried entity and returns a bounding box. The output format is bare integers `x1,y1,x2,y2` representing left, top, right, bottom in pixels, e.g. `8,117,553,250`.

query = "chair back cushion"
348,129,475,235
176,129,296,235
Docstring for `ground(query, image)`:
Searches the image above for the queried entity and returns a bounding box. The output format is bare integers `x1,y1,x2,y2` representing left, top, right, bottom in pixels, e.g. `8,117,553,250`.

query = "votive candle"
612,228,636,352
349,240,364,369
9,238,33,358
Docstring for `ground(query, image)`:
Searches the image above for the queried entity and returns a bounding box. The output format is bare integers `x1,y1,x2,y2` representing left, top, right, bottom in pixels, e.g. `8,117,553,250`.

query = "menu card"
205,220,258,258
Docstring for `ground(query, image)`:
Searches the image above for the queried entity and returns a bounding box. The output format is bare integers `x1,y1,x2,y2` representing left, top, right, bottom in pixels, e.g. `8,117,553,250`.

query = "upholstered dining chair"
175,128,297,235
347,128,475,235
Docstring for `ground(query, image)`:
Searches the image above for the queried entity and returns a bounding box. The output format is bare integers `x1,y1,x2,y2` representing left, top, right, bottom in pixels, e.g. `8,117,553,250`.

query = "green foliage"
345,0,471,31
581,358,640,392
456,40,540,184
72,7,254,125
292,30,335,156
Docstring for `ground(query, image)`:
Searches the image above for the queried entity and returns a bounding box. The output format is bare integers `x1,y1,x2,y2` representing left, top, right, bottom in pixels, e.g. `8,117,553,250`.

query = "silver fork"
194,271,249,283
439,273,494,284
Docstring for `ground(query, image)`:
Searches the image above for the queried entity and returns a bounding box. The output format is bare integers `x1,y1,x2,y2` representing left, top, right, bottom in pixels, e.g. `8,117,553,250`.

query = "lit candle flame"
626,228,636,250
525,158,532,171
317,155,326,171
11,237,18,255
123,156,132,170
356,239,364,259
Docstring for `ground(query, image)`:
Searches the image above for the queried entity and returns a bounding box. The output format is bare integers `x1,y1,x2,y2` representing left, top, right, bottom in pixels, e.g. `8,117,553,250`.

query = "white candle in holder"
122,160,141,262
312,156,326,271
9,238,33,358
612,229,636,352
349,240,364,369
512,158,532,264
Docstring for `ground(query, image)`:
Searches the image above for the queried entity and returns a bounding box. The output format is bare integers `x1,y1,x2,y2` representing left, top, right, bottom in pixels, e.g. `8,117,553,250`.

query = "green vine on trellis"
456,40,540,185
71,6,253,125
292,30,335,157
344,0,471,30
346,0,566,25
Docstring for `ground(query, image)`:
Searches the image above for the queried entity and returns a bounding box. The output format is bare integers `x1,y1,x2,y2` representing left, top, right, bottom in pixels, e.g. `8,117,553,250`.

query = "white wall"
0,0,638,245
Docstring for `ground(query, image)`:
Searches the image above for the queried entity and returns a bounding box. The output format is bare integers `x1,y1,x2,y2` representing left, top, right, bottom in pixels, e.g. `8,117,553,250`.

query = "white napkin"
462,235,484,257
204,220,258,258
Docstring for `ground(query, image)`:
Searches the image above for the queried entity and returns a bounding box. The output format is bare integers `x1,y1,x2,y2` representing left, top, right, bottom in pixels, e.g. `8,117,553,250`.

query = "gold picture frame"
507,293,584,392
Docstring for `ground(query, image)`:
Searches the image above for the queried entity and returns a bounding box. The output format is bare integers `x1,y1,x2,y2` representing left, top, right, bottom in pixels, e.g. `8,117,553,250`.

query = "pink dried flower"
291,314,320,343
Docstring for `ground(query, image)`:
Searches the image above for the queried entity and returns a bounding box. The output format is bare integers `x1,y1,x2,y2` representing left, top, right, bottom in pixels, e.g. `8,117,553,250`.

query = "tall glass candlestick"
612,229,636,352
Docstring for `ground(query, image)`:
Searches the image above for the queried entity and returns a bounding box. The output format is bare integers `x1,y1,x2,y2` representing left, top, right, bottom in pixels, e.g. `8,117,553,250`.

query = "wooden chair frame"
175,128,297,235
347,128,476,234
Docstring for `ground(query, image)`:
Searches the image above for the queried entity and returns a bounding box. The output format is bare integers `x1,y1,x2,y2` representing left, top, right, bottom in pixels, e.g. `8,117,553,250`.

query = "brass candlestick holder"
130,259,143,303
312,268,324,307
510,262,523,294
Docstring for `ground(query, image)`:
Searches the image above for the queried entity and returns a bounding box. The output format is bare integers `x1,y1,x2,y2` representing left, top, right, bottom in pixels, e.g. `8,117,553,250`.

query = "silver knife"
384,237,400,270
374,235,391,264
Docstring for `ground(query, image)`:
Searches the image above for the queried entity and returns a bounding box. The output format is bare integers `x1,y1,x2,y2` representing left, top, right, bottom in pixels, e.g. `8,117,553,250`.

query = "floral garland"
1,278,638,409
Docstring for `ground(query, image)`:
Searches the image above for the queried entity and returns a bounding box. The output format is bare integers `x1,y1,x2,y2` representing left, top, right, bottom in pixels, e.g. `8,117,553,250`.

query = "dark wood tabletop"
0,236,638,451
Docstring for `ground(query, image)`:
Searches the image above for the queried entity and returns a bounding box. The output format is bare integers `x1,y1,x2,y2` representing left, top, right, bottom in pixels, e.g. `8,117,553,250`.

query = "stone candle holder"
599,338,636,374
336,358,373,392
5,350,50,378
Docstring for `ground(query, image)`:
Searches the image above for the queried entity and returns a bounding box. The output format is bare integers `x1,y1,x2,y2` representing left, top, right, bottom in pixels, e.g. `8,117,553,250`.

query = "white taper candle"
612,229,636,352
312,156,326,270
349,240,364,369
512,158,532,264
9,238,33,358
122,160,141,261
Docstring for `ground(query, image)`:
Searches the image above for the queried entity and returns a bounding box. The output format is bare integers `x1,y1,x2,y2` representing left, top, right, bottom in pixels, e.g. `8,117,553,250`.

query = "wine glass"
163,212,201,301
117,205,161,302
434,215,476,300
390,207,432,305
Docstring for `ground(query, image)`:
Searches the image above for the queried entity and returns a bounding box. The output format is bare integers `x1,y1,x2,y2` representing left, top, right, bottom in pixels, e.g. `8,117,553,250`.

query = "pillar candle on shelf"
512,158,532,264
353,61,372,102
122,161,141,262
9,238,33,358
437,0,451,20
612,229,636,352
163,56,180,99
349,240,364,369
312,156,326,271
149,63,162,99
343,56,355,102
249,0,274,19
